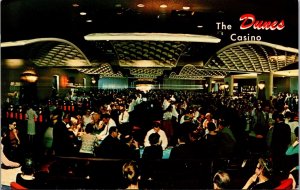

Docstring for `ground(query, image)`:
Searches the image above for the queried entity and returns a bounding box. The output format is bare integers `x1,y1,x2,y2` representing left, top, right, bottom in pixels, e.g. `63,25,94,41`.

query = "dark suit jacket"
52,120,72,156
169,144,195,160
95,135,123,158
142,145,163,160
271,121,291,154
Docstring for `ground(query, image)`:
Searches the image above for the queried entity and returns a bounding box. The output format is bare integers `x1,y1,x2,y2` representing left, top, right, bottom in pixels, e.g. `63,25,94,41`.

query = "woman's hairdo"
258,158,272,175
21,157,35,175
213,170,230,189
122,161,139,184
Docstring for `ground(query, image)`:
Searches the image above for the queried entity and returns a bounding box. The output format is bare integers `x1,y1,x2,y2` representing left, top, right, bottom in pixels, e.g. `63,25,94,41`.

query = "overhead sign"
216,13,286,42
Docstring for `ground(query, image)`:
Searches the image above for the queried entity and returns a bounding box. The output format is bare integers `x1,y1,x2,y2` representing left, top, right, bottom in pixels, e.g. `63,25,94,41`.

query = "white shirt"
1,144,21,186
203,118,218,135
180,115,189,124
82,115,93,127
1,167,21,186
128,100,136,113
203,118,217,128
282,109,291,116
171,104,179,119
286,120,299,144
193,111,200,121
144,129,168,150
162,99,171,111
136,95,143,105
163,111,173,120
96,119,117,140
119,110,130,124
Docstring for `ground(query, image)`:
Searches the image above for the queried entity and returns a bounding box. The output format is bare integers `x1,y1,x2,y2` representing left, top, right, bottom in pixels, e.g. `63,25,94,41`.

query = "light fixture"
205,83,209,88
20,69,38,83
258,80,265,90
136,84,153,93
182,6,190,10
224,82,229,89
160,4,167,8
84,33,221,43
91,77,96,84
86,19,93,23
4,59,24,69
80,12,87,16
137,4,145,8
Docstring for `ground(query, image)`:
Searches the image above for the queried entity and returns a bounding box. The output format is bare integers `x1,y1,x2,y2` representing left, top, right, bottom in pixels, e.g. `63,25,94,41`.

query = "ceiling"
1,0,299,81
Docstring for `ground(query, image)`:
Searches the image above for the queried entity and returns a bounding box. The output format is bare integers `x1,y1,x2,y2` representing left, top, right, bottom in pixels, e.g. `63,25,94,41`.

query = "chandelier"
20,69,38,83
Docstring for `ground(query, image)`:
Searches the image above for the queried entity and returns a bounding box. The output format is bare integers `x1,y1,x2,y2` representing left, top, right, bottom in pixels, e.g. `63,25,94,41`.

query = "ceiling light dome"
137,4,145,8
160,4,167,8
20,69,38,83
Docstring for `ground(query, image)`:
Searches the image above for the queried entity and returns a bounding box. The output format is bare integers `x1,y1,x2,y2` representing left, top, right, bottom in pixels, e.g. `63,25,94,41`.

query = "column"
224,75,234,96
205,77,212,93
290,77,298,94
257,72,273,100
213,82,219,92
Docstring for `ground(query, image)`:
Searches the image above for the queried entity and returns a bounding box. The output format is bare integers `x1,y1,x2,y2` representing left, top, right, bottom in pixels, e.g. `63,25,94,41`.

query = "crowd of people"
1,89,299,189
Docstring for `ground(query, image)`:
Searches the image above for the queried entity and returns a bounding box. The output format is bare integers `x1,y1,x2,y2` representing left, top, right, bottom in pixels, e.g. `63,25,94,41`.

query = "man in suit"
52,111,72,156
95,126,122,158
271,113,291,173
169,134,194,160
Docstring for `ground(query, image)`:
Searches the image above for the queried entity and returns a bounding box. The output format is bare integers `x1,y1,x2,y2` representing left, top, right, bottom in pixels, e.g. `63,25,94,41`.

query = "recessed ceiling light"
160,4,167,8
84,33,221,43
72,3,79,7
115,4,122,7
182,6,190,10
4,59,24,69
80,12,87,16
86,19,93,23
197,25,203,28
137,4,145,8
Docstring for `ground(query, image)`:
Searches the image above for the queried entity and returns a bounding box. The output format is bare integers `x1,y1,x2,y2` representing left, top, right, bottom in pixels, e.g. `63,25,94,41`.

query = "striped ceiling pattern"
204,41,298,73
1,38,298,79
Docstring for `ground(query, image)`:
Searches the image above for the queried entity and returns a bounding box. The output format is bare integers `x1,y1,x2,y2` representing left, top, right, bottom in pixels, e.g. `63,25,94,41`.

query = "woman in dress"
162,105,174,145
25,105,38,144
242,158,277,189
